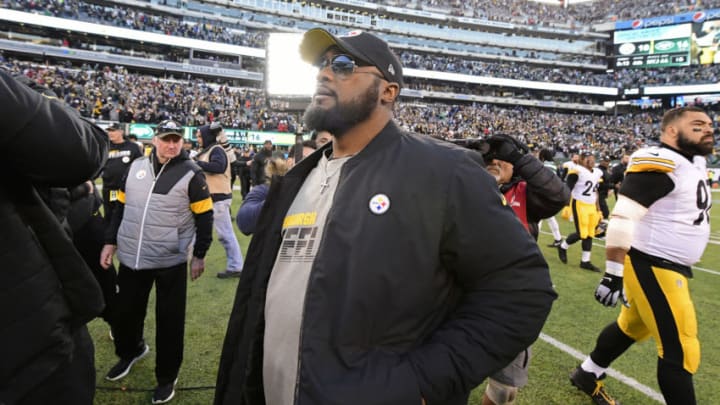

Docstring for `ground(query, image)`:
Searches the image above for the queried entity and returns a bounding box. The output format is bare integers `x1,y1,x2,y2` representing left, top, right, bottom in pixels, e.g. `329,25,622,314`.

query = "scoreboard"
613,24,692,68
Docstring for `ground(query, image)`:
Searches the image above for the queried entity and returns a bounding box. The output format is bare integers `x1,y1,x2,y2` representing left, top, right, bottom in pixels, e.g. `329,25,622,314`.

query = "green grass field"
89,191,720,404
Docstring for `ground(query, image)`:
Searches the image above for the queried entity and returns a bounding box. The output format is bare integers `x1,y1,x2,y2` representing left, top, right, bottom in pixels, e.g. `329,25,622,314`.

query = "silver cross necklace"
319,152,352,194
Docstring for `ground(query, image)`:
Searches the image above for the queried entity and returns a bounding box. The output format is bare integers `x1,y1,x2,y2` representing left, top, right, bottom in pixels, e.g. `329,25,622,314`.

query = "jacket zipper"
292,159,344,405
134,157,169,269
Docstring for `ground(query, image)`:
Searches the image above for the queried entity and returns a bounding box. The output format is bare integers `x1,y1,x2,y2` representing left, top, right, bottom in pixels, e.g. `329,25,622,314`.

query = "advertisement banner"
128,123,300,146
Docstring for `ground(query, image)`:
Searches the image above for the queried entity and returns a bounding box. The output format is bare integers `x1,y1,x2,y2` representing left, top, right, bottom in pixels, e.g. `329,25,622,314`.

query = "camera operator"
483,135,570,240
479,134,570,405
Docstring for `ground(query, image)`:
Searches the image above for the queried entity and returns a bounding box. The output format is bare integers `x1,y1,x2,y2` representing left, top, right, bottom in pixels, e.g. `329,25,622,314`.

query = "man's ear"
380,82,400,106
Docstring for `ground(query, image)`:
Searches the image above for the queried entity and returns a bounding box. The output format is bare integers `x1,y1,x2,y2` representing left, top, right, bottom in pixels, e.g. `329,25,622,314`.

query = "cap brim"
156,132,183,138
299,28,366,65
300,29,339,64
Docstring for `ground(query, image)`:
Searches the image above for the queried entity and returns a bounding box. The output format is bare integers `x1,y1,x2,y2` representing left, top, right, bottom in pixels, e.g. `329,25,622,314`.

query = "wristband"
605,260,624,277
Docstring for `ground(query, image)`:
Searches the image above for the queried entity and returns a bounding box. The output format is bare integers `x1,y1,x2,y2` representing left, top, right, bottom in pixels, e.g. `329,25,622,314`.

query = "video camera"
451,134,531,165
449,137,488,152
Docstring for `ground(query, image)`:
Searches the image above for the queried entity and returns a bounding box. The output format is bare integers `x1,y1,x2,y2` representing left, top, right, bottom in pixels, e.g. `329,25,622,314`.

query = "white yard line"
539,333,666,403
537,225,718,404
539,230,720,270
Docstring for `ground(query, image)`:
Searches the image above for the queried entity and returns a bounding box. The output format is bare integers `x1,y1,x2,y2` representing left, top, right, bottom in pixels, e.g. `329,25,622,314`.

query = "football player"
539,148,566,247
570,106,714,405
559,153,579,222
557,151,604,272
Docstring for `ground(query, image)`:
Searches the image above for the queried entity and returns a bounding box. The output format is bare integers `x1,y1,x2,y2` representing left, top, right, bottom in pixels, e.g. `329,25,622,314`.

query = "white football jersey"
629,146,711,266
562,160,577,172
569,165,603,204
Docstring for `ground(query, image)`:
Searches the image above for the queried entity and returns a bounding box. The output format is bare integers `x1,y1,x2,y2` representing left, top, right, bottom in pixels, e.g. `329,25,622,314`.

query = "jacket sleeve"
236,184,268,235
408,152,557,404
0,70,107,186
196,147,228,174
187,170,214,258
514,154,571,223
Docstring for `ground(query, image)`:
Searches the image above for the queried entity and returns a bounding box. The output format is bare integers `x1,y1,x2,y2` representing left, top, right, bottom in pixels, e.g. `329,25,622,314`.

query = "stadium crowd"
381,0,720,26
4,0,267,47
395,102,658,157
4,55,672,161
12,0,720,29
9,0,720,88
2,58,301,131
400,51,720,88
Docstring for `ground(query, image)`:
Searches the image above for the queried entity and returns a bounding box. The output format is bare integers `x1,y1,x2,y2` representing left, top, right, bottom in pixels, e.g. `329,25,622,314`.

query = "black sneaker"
580,261,602,272
547,239,562,248
557,246,567,264
152,378,177,404
217,270,242,279
570,366,620,405
105,343,149,381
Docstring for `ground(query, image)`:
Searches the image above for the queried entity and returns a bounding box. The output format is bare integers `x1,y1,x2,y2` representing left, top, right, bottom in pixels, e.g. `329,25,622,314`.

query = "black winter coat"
215,121,556,405
0,70,107,404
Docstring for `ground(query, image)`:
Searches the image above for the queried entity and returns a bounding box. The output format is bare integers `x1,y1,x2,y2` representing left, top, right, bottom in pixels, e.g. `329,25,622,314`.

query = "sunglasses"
315,54,384,80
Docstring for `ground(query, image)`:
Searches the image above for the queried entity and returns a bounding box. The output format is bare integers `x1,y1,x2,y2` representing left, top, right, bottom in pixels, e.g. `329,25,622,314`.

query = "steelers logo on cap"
368,194,390,215
122,156,130,163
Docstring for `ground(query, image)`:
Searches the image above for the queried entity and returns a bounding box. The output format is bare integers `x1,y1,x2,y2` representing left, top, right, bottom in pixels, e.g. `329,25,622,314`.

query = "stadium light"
265,33,316,98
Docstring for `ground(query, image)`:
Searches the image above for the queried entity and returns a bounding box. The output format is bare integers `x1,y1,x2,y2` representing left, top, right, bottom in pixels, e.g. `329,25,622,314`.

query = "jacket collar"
150,148,190,173
288,120,401,180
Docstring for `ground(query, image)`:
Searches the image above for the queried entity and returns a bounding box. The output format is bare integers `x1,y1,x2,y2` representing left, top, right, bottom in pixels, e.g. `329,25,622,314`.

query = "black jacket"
251,148,272,185
0,70,107,404
499,154,571,239
215,121,556,405
102,140,142,189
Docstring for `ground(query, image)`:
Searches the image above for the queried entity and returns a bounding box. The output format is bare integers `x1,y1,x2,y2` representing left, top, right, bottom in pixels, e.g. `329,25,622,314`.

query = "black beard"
677,129,714,156
303,80,379,139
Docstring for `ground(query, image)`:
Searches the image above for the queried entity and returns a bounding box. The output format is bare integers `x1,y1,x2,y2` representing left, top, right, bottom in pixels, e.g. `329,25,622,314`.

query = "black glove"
594,273,628,307
486,134,528,164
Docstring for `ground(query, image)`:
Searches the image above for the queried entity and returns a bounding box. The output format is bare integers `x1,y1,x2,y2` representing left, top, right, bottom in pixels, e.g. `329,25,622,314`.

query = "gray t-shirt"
263,152,352,405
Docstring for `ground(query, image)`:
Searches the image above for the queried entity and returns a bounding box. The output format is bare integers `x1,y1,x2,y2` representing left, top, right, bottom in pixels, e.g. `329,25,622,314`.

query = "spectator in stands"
215,28,555,405
0,68,107,405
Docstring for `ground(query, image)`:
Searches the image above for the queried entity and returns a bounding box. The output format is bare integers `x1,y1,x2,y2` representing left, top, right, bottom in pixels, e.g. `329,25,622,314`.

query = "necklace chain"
319,154,350,193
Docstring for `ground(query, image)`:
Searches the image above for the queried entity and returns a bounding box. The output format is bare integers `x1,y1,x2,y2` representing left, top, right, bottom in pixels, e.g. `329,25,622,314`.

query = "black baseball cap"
299,28,403,88
106,123,122,131
155,120,184,138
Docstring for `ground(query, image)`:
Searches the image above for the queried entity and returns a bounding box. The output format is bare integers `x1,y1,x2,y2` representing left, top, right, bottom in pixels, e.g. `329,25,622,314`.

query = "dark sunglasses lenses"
317,55,356,74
